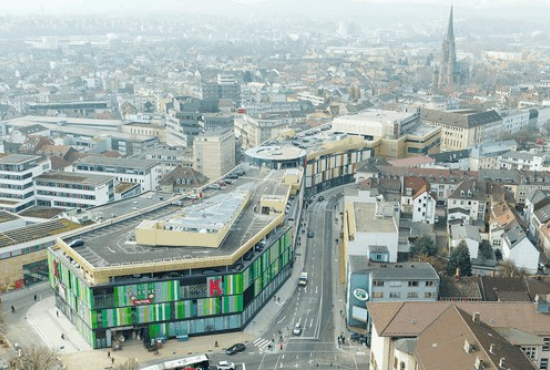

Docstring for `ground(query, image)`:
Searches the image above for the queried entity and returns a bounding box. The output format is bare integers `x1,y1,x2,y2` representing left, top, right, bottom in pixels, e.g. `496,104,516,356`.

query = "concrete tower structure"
437,6,458,91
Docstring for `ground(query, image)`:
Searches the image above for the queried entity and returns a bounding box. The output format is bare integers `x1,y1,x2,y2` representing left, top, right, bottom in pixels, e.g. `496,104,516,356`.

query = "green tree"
409,235,437,258
447,240,472,277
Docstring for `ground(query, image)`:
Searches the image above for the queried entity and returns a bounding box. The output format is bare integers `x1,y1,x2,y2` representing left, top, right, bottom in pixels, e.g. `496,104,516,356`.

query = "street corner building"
46,168,303,349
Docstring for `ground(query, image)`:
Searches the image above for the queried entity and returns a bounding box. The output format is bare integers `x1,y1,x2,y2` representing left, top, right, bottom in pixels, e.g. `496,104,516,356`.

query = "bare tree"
8,346,61,370
497,259,526,278
115,358,139,370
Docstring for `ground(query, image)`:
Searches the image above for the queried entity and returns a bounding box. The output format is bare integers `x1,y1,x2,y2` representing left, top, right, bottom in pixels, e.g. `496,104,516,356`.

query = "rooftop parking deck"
53,167,295,282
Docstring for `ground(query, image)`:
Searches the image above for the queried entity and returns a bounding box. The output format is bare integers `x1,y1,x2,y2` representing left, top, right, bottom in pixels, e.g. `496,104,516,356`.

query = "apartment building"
193,128,236,180
0,153,51,213
73,156,161,193
346,258,439,336
368,301,545,370
35,172,115,209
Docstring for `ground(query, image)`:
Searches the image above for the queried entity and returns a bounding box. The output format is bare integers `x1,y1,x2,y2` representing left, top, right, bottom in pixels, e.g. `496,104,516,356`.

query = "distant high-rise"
437,6,458,91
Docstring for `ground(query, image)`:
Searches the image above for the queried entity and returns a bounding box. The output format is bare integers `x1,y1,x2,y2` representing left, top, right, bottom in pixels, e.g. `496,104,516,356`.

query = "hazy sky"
3,0,548,15
2,0,549,27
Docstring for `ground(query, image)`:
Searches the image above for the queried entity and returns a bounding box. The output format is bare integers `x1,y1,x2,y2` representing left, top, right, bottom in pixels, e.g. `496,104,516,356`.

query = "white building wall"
350,230,398,263
369,326,391,370
411,192,436,224
503,237,539,273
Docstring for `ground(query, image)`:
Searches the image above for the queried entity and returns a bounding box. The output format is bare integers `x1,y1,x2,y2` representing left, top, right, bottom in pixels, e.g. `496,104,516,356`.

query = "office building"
193,128,236,180
0,153,51,213
73,156,162,193
35,172,115,209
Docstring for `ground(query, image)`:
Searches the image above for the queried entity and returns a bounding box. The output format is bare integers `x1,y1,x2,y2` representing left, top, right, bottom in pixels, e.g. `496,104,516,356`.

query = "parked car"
231,263,244,272
318,196,325,202
207,184,222,190
68,239,84,248
243,251,255,261
202,269,220,276
216,361,235,370
307,230,314,238
224,179,234,185
225,343,246,355
226,174,238,180
218,181,227,187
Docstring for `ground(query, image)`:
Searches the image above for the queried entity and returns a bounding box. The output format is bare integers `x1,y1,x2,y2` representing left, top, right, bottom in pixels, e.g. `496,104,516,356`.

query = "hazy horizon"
3,0,550,18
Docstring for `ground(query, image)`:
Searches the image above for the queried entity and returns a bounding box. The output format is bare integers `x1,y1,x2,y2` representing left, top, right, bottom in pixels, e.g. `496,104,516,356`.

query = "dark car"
231,263,244,272
225,343,246,355
202,269,220,276
243,251,254,261
68,239,85,248
307,230,314,238
318,196,325,202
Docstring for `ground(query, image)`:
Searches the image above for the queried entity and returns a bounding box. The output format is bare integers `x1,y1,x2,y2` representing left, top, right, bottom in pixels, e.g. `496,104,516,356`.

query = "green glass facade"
48,227,293,349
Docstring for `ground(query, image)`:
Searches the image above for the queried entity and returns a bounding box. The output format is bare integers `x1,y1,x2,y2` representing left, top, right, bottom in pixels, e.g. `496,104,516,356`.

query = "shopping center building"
47,167,302,349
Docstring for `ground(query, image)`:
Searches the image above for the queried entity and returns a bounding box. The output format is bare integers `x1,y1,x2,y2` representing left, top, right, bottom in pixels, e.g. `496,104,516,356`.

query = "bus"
299,272,308,286
140,354,211,370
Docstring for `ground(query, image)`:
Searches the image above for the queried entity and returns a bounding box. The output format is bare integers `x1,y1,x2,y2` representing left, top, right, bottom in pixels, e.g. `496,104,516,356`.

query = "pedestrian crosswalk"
253,338,273,351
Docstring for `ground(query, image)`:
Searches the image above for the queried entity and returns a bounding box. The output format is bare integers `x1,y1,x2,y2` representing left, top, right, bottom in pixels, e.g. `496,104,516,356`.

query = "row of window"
0,172,32,181
37,190,96,200
36,181,102,191
0,191,34,200
372,291,436,299
373,280,436,287
0,182,33,190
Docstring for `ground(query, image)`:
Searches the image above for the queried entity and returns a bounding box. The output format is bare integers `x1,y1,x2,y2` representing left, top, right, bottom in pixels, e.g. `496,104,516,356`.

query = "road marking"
276,315,286,324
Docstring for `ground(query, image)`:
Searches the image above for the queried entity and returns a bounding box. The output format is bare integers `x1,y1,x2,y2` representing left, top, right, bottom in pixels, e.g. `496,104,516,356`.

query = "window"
407,292,418,299
544,338,550,352
408,281,419,287
425,281,435,287
373,280,384,287
522,347,537,360
389,281,402,287
541,358,548,370
389,292,401,298
372,292,384,298
424,292,435,298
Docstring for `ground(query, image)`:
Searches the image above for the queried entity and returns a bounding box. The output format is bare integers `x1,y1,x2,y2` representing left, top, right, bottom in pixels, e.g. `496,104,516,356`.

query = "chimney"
489,343,495,354
472,312,481,323
499,358,506,369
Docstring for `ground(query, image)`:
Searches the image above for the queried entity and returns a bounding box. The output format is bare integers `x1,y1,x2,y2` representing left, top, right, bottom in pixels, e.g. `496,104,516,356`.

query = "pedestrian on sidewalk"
111,358,115,365
10,305,15,313
56,310,59,318
107,351,110,359
33,294,37,301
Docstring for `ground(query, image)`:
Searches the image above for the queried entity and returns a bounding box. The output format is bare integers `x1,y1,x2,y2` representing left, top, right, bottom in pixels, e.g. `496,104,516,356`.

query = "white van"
298,272,308,286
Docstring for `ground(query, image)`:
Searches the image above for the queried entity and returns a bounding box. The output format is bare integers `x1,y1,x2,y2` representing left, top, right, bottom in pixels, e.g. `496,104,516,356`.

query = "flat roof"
353,203,397,233
245,145,306,161
36,172,114,185
0,153,43,164
63,167,292,269
0,211,20,224
162,187,251,233
75,155,158,169
0,218,81,249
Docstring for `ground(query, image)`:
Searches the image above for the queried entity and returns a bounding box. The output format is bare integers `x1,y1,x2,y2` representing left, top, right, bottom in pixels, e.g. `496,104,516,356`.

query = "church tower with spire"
437,6,458,91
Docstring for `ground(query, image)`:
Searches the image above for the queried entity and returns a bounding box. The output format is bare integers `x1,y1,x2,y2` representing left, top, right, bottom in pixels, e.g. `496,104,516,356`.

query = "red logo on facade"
209,278,222,296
